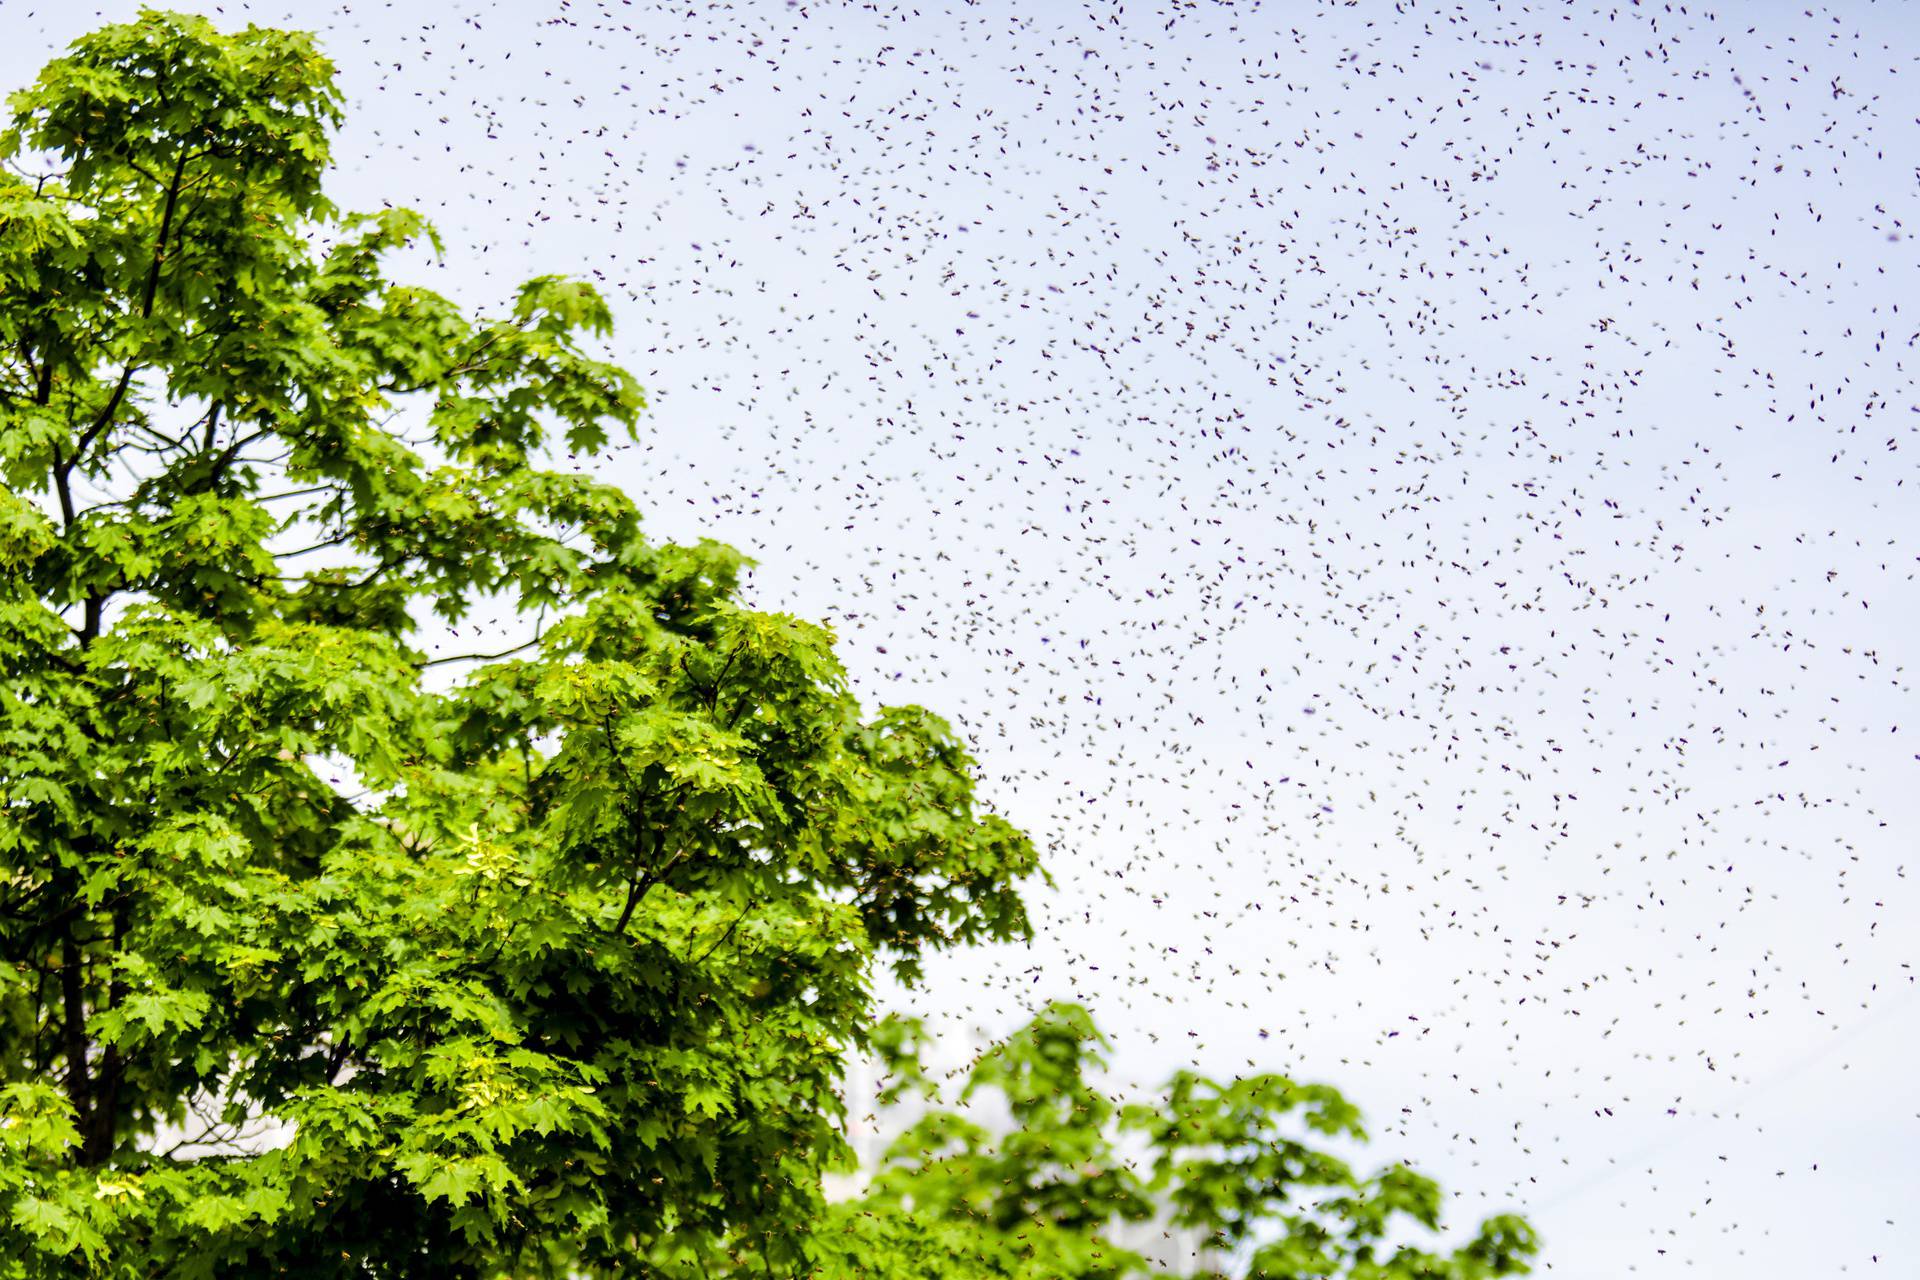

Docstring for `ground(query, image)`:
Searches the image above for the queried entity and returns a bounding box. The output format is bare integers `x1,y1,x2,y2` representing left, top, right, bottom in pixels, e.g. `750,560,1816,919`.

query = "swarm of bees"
9,2,1912,1273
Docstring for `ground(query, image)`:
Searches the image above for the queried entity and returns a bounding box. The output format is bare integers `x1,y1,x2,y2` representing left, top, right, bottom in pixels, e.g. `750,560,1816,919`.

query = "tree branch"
81,904,129,1165
139,148,192,321
610,847,688,939
705,639,744,714
58,925,91,1140
420,637,544,668
690,902,753,966
349,555,406,590
273,531,359,560
56,146,192,494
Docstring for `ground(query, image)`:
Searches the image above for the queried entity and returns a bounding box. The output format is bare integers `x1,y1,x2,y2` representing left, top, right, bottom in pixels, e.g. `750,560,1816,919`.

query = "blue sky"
9,1,1918,1274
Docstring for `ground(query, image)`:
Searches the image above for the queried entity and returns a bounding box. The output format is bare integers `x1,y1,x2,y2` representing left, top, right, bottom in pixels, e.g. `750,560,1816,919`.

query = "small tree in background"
0,10,1037,1275
798,1004,1540,1280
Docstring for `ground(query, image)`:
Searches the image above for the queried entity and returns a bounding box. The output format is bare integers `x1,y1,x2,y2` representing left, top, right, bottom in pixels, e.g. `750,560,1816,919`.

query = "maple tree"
0,10,1036,1275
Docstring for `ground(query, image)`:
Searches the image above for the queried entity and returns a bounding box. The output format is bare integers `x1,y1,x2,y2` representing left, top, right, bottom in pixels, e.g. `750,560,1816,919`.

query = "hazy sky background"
8,1,1917,1275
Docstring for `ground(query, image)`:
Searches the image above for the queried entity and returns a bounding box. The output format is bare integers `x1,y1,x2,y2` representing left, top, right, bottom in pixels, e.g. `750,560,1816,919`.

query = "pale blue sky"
8,1,1917,1274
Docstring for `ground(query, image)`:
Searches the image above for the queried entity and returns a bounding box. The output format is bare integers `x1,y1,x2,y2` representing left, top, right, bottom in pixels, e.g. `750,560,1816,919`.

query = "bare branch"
420,638,545,668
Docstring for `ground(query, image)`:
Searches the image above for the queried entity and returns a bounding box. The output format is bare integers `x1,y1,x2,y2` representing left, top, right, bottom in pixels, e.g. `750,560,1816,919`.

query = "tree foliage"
0,10,1038,1275
798,1004,1540,1280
